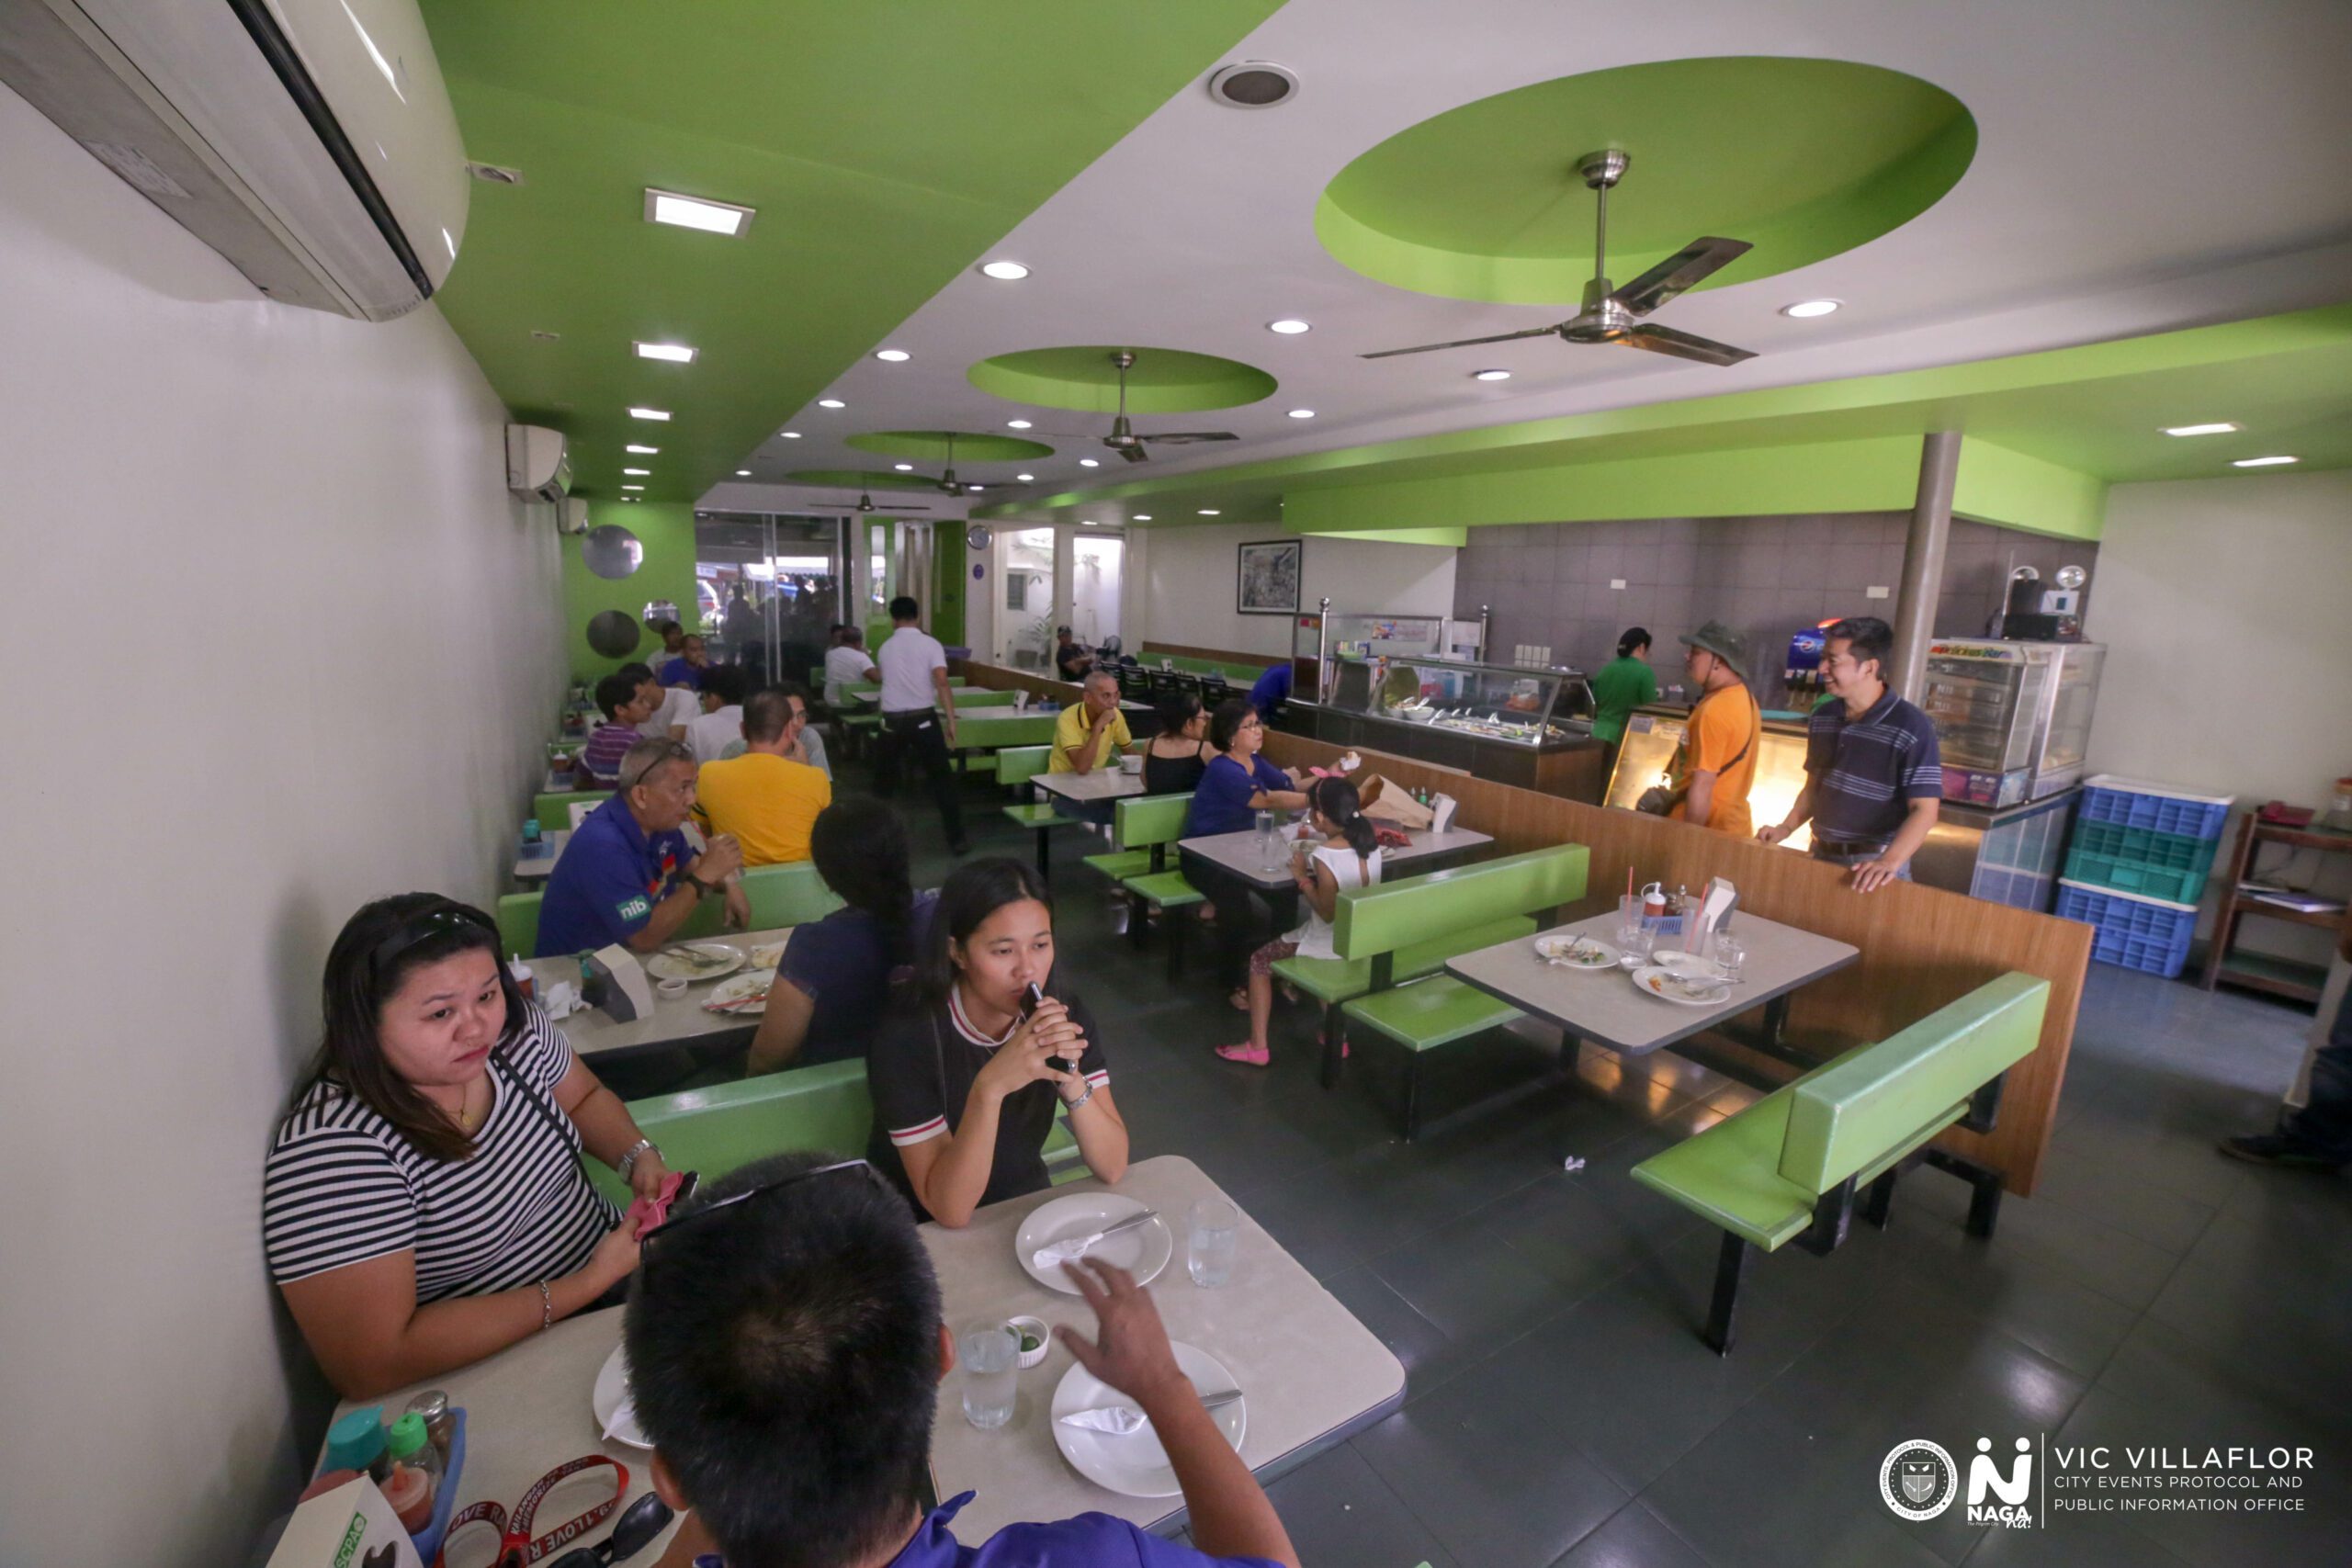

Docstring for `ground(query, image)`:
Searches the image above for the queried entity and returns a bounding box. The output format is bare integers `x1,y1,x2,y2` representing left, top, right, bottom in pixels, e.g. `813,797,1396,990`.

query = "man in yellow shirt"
1668,622,1761,838
1049,669,1132,773
693,688,833,864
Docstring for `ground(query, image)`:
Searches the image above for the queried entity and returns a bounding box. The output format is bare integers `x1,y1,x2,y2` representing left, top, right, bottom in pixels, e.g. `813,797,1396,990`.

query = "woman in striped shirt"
263,895,669,1397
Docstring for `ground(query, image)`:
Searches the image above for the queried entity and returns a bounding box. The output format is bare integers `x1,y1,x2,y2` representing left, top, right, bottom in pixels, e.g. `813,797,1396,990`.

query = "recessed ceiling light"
1016,473,1035,481
1079,458,1100,468
778,431,802,440
633,342,696,363
1133,513,1153,521
1007,420,1033,430
1780,299,1841,318
1471,368,1510,382
1081,519,1098,525
2163,423,2238,437
622,484,644,491
623,467,650,476
626,444,659,455
980,260,1030,280
623,496,639,502
873,349,910,363
893,463,914,471
1287,409,1316,419
644,188,754,236
967,485,985,491
1198,509,1221,516
1268,319,1311,334
817,399,845,410
2233,455,2299,467
628,407,672,421
736,469,752,477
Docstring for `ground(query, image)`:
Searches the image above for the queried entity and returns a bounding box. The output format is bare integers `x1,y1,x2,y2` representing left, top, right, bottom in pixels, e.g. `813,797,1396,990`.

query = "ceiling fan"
1362,150,1756,367
1038,352,1240,464
841,488,931,514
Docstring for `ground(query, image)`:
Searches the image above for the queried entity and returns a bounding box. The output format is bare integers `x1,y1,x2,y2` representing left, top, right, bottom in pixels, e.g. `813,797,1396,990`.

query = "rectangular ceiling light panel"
644,188,754,236
634,342,697,363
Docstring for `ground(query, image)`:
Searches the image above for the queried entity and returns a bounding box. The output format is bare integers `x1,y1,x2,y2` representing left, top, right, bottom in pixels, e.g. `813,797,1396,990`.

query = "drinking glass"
1254,809,1282,871
1616,894,1653,964
1713,933,1746,984
1187,1198,1238,1289
959,1323,1019,1429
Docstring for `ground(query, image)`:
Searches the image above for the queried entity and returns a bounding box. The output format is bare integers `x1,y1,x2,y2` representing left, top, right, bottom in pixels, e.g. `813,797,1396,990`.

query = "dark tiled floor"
887,785,2352,1568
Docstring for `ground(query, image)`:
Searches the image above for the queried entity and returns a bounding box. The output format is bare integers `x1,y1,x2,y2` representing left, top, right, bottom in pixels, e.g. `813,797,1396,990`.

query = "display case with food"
1291,648,1607,800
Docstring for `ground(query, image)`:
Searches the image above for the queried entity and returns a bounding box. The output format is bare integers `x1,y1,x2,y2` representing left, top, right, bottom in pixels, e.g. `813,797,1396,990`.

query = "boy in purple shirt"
580,670,655,785
628,1152,1298,1568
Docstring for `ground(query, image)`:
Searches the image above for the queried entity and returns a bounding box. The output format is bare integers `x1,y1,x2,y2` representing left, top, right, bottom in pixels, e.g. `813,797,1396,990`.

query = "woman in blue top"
746,797,931,1074
1185,699,1311,997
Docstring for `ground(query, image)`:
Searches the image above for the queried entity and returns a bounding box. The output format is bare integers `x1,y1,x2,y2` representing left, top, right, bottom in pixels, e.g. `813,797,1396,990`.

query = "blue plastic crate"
2076,775,2233,840
2054,878,2199,978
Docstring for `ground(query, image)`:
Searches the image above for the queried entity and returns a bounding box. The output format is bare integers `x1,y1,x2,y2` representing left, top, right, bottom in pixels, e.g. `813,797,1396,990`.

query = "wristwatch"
616,1138,658,1181
684,873,718,898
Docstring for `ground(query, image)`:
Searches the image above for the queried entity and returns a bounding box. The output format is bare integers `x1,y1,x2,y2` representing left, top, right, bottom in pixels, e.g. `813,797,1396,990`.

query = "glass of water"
1713,932,1746,984
959,1322,1019,1429
1187,1198,1238,1289
1617,894,1653,964
1254,808,1282,870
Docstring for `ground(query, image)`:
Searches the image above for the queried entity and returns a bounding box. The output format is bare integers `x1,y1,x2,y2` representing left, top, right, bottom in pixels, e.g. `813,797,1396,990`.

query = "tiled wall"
1453,513,2100,704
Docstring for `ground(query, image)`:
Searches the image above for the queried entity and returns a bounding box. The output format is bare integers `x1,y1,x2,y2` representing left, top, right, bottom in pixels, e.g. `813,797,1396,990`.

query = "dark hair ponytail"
1617,626,1652,659
1310,776,1378,863
809,798,916,964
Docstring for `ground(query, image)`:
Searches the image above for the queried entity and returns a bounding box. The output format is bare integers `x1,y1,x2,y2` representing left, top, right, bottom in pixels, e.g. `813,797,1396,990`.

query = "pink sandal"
1316,1032,1351,1059
1216,1043,1272,1066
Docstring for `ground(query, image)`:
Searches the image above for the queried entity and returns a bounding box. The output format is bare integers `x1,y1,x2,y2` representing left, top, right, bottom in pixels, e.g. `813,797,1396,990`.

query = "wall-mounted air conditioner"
0,0,469,321
506,425,571,502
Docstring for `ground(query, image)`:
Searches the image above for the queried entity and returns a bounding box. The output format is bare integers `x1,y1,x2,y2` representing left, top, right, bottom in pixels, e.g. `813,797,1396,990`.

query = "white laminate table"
330,1156,1399,1558
1031,770,1146,804
523,927,793,1058
512,828,571,882
1443,909,1860,1058
1179,823,1495,893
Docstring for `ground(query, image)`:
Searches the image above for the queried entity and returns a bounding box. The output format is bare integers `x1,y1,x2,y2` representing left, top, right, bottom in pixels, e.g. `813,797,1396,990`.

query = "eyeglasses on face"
618,740,695,792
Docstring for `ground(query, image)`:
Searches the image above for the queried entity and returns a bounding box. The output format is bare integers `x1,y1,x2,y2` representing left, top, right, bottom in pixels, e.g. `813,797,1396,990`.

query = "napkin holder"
1429,792,1459,833
1687,876,1738,953
583,944,653,1021
265,1475,423,1568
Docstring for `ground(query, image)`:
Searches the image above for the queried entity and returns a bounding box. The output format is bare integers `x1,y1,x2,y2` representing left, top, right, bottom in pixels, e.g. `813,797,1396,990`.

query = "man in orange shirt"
1668,622,1761,838
692,689,832,865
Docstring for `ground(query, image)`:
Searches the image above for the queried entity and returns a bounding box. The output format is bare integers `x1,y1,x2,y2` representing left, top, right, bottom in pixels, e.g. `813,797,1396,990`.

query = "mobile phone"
1019,982,1045,1019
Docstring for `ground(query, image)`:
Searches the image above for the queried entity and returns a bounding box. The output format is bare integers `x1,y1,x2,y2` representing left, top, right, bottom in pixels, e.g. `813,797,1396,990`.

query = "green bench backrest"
497,893,541,958
533,790,612,829
952,689,1018,708
1113,791,1193,851
1332,844,1589,962
503,862,843,959
1778,972,2050,1194
954,714,1058,748
807,665,826,691
587,1059,872,1207
997,745,1052,789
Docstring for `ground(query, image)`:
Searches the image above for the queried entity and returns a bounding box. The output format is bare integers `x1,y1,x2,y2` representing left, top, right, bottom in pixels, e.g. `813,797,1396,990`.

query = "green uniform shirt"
1589,654,1659,744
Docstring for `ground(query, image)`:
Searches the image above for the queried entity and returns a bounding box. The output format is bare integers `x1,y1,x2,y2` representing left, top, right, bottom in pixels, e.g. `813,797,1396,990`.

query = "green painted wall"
561,501,699,682
1953,440,2107,541
932,525,967,647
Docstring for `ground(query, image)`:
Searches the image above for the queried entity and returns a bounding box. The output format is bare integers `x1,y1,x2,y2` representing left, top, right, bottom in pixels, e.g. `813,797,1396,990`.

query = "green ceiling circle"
1316,56,1975,305
785,468,946,490
845,430,1056,462
967,346,1277,414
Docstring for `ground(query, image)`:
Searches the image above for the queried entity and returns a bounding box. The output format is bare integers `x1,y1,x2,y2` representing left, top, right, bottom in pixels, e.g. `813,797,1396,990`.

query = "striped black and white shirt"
263,1003,617,1303
1804,688,1944,848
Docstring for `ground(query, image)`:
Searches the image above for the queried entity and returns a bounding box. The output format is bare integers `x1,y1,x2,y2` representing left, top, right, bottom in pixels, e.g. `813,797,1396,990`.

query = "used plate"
1050,1341,1242,1497
1633,964,1731,1007
1648,948,1724,979
646,942,744,983
1534,933,1618,969
591,1342,650,1450
1015,1193,1170,1293
746,935,790,971
703,970,775,1015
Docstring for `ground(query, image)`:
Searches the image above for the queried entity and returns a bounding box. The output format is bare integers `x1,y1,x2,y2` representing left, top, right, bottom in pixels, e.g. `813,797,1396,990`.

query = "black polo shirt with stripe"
1804,688,1943,849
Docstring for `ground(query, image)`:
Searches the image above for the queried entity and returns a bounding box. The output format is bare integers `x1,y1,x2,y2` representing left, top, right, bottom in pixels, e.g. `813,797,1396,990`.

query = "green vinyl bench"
503,860,846,959
533,789,612,833
996,745,1080,883
587,1058,1082,1208
1108,793,1204,980
1632,971,2050,1354
1327,844,1589,1138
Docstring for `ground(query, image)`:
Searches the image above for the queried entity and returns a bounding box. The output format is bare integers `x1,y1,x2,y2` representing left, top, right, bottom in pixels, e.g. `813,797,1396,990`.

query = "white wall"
0,85,565,1565
2086,469,2352,960
1136,522,1460,658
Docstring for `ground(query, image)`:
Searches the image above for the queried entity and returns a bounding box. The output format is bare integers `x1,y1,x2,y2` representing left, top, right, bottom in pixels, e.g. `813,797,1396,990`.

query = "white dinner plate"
1050,1341,1243,1497
645,942,744,983
1632,964,1732,1007
1534,933,1618,970
591,1342,651,1450
1015,1193,1171,1293
1648,948,1724,979
703,969,775,1016
746,936,790,972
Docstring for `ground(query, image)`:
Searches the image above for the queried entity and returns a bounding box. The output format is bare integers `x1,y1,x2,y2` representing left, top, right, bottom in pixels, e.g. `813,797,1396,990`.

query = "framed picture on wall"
1237,538,1302,615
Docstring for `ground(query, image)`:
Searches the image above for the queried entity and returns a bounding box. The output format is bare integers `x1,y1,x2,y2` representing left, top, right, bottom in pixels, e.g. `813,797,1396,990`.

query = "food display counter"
1287,651,1607,800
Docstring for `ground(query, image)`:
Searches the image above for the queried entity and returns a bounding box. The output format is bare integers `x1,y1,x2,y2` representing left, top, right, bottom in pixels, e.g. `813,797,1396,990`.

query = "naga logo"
1967,1437,2036,1529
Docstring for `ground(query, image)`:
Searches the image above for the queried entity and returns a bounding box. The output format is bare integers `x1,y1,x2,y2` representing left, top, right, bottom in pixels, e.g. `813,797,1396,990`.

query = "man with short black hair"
1055,625,1094,682
539,739,745,955
685,664,750,765
626,1152,1299,1568
694,689,832,866
579,671,656,785
623,661,697,743
659,634,710,689
874,596,967,854
1758,615,1941,891
824,625,877,709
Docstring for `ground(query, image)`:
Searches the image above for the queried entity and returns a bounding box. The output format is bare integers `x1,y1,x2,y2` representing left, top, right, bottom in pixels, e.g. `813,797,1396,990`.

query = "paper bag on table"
1356,774,1434,829
265,1475,423,1568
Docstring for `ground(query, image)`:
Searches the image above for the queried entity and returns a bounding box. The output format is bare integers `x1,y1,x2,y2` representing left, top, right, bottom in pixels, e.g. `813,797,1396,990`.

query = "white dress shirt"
876,626,947,713
824,644,877,707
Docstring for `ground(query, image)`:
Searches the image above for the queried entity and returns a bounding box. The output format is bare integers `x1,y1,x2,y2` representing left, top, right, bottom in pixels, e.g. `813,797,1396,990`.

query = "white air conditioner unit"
506,425,571,502
557,497,590,536
0,0,469,321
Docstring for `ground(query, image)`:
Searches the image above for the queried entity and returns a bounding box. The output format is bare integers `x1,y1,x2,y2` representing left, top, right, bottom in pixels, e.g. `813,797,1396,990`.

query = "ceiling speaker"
1207,62,1299,109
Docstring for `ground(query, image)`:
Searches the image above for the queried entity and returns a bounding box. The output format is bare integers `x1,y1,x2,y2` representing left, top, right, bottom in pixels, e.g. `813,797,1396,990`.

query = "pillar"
1890,431,1961,698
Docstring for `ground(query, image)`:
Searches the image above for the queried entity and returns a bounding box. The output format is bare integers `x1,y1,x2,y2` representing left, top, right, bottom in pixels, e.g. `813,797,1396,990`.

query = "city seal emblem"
1879,1438,1959,1521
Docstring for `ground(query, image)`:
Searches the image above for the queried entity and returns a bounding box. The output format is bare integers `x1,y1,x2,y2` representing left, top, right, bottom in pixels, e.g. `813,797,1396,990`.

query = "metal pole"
1891,432,1961,699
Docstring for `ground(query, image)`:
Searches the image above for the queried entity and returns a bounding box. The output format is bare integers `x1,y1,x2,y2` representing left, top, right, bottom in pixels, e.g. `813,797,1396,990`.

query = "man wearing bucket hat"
1667,621,1763,837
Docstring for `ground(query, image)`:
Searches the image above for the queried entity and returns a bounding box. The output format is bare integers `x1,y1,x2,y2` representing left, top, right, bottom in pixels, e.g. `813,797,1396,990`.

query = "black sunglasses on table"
540,1490,673,1568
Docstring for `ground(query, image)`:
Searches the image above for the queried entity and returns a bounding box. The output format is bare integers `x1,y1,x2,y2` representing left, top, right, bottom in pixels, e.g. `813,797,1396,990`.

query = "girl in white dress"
1217,777,1382,1066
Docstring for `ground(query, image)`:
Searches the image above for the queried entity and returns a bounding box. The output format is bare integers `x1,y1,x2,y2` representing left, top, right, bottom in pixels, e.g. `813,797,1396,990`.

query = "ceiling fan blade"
1610,237,1752,317
1136,432,1238,444
1619,323,1757,367
1359,324,1564,360
1114,444,1150,464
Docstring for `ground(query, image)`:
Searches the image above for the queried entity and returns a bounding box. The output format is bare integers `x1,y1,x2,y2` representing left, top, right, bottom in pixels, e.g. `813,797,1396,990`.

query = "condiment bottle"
1641,884,1667,924
382,1412,441,1534
322,1406,390,1483
403,1389,456,1459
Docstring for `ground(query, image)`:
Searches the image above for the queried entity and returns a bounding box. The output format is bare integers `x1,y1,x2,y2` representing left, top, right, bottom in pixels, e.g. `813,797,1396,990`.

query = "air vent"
1207,61,1299,109
466,161,526,186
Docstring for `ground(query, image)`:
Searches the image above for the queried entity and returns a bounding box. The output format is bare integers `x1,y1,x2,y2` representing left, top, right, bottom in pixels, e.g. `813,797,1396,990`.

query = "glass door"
693,513,844,687
1069,532,1123,654
994,527,1057,670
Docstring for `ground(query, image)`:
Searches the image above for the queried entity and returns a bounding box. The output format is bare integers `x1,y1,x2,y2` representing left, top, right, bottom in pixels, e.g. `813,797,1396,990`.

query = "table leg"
1761,993,1791,1053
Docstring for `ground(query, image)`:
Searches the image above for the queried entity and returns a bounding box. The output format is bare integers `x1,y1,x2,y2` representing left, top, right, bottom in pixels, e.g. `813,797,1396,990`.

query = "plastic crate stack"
2055,774,2234,978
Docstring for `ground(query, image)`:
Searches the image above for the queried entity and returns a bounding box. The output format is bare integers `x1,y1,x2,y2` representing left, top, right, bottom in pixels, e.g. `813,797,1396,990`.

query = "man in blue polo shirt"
625,1151,1298,1568
1247,660,1292,722
1758,615,1941,893
536,738,745,956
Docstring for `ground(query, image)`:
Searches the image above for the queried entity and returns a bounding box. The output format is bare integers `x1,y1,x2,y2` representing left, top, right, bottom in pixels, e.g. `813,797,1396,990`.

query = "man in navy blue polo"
1247,660,1292,722
536,738,745,956
627,1151,1297,1568
1758,615,1941,893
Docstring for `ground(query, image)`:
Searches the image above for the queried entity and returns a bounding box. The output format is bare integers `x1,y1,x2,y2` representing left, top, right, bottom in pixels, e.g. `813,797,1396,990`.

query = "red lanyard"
437,1454,628,1568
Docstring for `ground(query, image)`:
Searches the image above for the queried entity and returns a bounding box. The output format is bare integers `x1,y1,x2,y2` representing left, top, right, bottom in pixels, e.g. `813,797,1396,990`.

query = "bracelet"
537,1280,553,1332
616,1137,655,1181
1063,1079,1095,1111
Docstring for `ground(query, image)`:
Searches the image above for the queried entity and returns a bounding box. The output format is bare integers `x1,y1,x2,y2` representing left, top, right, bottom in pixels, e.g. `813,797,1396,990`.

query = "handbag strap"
490,1046,579,1156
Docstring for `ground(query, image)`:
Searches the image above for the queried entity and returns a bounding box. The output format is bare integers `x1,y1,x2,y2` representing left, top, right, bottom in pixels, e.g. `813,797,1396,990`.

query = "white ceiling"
710,0,2352,522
